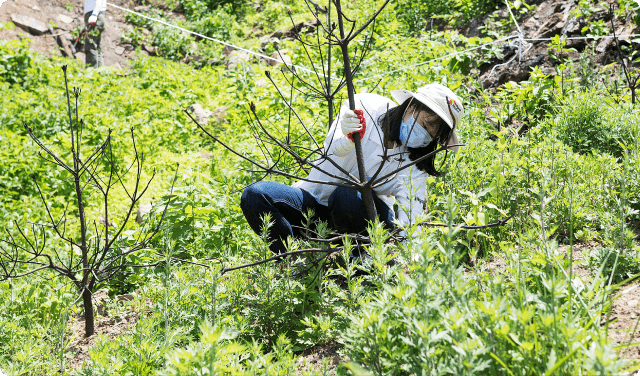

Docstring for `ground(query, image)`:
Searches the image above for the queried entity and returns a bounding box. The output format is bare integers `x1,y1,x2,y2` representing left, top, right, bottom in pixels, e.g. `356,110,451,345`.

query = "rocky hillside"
2,0,638,89
470,0,639,88
0,0,166,67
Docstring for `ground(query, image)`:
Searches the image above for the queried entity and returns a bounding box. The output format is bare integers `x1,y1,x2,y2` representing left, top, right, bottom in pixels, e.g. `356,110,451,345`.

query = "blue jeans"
241,181,395,254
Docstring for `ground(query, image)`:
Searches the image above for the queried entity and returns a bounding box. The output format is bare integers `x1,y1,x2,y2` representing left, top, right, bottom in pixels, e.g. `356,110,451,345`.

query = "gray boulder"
10,13,47,35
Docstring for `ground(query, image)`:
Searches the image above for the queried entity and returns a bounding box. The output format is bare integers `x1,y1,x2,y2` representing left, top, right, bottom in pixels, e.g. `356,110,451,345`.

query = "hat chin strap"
400,97,416,122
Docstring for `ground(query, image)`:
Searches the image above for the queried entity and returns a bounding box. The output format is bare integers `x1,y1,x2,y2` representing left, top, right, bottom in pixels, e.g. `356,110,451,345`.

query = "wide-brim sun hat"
390,83,464,151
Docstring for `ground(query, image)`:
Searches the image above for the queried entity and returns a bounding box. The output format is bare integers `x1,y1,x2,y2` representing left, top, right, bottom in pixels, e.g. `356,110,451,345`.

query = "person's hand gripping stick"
340,108,366,143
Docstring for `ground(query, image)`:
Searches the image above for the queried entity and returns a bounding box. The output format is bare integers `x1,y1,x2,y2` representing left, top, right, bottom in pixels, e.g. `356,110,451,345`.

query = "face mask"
399,113,432,148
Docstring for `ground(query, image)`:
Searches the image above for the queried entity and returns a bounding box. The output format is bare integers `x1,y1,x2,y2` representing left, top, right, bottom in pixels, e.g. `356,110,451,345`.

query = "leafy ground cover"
1,0,640,375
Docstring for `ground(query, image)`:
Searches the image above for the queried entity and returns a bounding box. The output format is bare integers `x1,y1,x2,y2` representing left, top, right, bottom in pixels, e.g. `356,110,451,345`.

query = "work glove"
88,14,98,25
340,108,366,143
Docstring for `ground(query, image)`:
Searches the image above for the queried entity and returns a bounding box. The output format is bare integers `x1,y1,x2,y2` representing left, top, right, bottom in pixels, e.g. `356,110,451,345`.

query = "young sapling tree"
0,66,178,337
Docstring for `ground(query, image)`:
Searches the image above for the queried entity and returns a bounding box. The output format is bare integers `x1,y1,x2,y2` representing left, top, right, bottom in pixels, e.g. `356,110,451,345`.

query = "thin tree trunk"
82,287,95,337
335,0,377,221
65,70,93,337
326,0,333,129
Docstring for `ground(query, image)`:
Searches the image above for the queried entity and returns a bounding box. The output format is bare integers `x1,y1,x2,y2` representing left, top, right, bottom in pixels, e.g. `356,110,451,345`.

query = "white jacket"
84,0,107,15
293,93,428,227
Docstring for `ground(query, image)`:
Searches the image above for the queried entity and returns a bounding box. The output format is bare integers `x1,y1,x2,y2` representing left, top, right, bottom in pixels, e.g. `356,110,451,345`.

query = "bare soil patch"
557,243,592,279
1,0,157,67
63,290,142,371
475,242,591,278
608,283,640,360
295,341,344,375
557,243,640,361
65,310,139,370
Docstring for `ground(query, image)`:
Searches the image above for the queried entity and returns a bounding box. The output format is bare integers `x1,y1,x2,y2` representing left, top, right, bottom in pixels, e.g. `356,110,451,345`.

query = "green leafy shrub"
190,7,237,41
152,25,195,61
121,26,145,48
586,247,640,284
0,130,37,200
553,92,638,158
394,0,501,33
175,0,239,41
343,224,623,375
201,0,246,14
0,37,45,88
81,316,189,375
145,175,249,260
158,321,310,376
